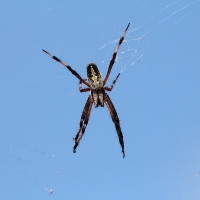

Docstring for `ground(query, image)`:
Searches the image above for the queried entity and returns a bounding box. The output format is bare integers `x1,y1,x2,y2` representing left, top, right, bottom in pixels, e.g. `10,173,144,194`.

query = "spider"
42,23,130,158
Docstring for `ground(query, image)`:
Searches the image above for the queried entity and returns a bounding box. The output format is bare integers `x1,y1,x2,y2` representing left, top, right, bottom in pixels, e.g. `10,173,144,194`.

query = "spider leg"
73,95,93,153
104,73,120,91
42,49,90,87
79,80,90,92
104,93,125,158
103,23,130,86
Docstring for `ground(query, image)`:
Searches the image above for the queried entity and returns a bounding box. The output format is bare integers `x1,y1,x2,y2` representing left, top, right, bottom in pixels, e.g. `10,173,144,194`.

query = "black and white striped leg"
73,95,93,153
42,49,90,87
103,23,130,85
104,93,125,158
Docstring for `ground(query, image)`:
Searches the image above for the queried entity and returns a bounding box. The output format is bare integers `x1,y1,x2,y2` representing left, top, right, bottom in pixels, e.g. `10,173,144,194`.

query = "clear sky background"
0,0,200,199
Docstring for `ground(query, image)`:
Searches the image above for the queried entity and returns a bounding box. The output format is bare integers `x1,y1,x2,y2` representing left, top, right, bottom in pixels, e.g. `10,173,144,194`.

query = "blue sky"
0,0,200,199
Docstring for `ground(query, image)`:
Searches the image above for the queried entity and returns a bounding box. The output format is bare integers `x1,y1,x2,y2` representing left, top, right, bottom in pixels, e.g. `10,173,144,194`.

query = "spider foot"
122,150,125,158
73,143,78,153
42,49,48,54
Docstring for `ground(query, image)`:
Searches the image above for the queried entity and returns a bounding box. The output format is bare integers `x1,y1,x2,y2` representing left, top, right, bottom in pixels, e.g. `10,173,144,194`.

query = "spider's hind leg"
104,93,125,158
73,95,93,153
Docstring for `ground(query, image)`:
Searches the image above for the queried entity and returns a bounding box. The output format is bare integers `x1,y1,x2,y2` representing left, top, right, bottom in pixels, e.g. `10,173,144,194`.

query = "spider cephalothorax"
42,23,130,158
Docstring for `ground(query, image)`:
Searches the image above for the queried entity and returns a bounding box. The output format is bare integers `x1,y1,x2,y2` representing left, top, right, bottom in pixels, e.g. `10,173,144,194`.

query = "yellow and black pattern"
87,63,103,90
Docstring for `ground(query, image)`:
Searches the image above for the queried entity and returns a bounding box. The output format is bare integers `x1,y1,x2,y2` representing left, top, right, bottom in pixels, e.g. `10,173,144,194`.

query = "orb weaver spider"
42,23,130,158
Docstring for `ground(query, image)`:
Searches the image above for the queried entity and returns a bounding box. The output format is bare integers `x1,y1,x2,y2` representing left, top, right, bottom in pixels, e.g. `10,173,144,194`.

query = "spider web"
0,0,200,199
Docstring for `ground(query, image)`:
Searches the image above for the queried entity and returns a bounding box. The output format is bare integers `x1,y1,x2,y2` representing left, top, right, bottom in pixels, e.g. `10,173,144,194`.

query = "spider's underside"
42,23,130,158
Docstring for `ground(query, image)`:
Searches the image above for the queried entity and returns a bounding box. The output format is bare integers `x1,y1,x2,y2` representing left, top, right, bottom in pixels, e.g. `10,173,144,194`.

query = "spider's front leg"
103,23,130,86
73,95,93,153
42,49,90,87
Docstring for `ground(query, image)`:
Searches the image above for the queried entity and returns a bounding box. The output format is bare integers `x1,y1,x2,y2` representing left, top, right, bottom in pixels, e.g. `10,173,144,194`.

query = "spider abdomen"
87,63,103,90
